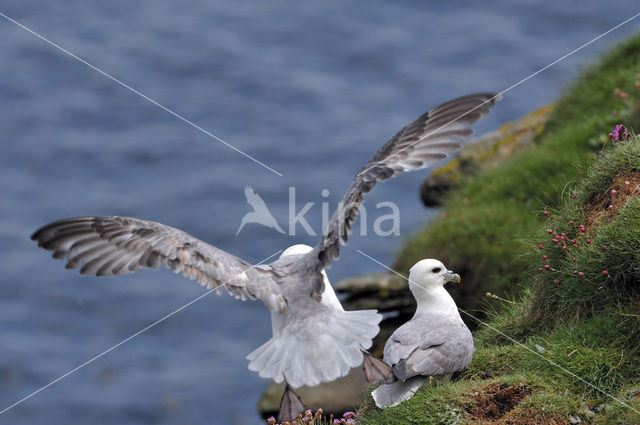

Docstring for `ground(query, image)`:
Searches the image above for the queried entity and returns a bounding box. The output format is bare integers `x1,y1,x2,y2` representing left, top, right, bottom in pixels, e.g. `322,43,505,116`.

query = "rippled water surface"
1,2,638,424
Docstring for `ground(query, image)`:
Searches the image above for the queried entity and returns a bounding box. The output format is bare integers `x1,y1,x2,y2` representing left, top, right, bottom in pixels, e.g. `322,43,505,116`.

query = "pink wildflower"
609,124,630,142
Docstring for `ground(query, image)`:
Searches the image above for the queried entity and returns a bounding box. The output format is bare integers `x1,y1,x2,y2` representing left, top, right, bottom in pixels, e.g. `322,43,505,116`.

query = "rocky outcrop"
421,104,554,207
333,272,409,314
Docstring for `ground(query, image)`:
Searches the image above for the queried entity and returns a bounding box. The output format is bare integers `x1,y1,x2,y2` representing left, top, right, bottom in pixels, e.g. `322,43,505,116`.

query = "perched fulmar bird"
372,259,474,408
31,93,498,419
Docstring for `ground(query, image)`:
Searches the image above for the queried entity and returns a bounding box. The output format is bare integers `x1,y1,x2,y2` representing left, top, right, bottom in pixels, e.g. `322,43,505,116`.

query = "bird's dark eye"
431,267,441,273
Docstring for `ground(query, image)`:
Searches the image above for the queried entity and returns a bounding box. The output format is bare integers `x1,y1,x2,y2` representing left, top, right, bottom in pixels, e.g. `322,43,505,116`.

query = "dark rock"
334,272,412,313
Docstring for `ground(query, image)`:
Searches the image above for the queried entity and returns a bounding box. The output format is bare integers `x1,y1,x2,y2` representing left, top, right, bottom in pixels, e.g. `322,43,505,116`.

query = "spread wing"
309,93,501,269
31,216,287,312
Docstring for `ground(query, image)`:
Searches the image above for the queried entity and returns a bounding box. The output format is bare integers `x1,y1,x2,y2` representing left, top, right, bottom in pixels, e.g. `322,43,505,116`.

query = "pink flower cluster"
267,409,357,425
538,213,611,283
614,87,629,101
608,124,630,143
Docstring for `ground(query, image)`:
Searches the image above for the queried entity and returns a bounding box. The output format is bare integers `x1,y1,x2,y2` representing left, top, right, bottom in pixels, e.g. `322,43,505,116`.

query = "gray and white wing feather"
384,317,474,381
383,320,447,369
31,216,286,311
309,93,501,269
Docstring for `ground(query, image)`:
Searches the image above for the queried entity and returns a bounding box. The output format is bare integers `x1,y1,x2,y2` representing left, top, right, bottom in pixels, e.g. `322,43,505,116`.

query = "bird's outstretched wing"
309,93,500,269
31,216,287,312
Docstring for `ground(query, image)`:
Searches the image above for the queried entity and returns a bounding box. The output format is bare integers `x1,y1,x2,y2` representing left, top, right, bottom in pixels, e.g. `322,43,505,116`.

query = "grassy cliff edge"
356,35,640,425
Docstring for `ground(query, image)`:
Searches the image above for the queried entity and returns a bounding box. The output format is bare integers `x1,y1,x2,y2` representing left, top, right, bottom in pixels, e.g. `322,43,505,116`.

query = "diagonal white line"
0,11,283,177
0,249,283,415
356,249,640,415
358,11,640,177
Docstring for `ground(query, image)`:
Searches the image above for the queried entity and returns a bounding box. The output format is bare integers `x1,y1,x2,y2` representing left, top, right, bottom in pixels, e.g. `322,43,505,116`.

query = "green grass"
356,35,640,425
357,373,588,425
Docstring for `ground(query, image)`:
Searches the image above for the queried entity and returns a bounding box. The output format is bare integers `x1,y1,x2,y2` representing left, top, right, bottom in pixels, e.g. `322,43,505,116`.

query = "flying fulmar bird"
371,259,474,408
31,93,499,420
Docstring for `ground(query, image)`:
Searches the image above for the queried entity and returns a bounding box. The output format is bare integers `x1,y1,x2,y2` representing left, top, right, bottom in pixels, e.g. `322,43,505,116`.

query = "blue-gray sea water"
0,1,638,424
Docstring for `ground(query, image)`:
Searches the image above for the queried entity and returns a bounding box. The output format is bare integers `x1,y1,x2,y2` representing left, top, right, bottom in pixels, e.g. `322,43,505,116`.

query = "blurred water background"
0,1,638,424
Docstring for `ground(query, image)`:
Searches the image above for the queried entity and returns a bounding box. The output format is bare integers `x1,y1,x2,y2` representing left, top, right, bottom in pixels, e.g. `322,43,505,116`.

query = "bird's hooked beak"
444,269,461,284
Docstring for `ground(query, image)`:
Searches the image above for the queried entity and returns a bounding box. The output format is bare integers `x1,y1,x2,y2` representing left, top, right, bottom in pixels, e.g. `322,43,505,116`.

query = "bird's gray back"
268,253,324,305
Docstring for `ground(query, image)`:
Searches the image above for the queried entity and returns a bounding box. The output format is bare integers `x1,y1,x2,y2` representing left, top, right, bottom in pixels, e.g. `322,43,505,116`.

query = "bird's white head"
280,244,313,258
408,259,460,299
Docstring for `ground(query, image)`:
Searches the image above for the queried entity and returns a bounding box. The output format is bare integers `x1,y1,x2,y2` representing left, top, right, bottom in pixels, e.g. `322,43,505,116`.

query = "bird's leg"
362,350,394,384
277,382,307,423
